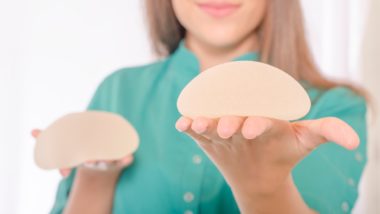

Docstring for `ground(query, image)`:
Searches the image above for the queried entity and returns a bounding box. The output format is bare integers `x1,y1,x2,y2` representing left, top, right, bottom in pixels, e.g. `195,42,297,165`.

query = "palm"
176,116,359,194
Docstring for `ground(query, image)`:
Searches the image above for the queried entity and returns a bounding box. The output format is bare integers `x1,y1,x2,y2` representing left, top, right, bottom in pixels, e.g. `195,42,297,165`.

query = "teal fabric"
50,42,367,214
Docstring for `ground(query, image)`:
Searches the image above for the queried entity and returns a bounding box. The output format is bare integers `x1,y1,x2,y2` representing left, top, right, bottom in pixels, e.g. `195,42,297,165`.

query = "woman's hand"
175,116,359,213
32,128,134,214
31,129,134,177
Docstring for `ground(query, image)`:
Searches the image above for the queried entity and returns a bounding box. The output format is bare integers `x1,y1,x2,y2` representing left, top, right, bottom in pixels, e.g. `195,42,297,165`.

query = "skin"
32,0,360,213
175,117,358,213
173,0,360,213
172,0,265,70
31,129,133,214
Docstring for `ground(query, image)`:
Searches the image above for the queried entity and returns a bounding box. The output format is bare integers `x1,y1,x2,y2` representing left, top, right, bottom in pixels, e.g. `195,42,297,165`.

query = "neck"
185,34,259,71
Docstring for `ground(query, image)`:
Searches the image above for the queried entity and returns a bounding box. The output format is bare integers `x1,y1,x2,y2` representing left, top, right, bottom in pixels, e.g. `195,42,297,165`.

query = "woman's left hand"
175,116,359,213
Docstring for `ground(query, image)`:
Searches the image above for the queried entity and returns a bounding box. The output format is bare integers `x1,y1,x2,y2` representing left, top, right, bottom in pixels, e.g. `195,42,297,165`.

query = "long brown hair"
145,0,365,94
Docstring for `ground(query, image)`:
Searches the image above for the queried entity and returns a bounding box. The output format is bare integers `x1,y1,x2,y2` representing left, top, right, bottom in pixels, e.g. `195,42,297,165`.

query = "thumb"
31,129,41,139
294,117,360,151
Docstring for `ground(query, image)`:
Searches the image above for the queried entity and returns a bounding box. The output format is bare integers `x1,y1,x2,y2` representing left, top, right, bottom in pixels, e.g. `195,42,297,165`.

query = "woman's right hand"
32,128,133,213
31,129,134,177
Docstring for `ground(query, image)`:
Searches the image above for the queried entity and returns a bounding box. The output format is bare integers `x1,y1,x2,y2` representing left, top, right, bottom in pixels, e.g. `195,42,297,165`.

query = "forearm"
63,167,121,214
232,175,316,214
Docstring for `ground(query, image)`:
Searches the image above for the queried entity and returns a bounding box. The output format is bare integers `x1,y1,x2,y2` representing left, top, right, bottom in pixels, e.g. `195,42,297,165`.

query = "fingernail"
219,127,232,139
176,121,187,132
193,122,207,134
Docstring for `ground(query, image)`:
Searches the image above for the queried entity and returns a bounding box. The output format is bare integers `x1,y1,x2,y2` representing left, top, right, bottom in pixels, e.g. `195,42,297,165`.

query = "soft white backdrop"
0,0,378,213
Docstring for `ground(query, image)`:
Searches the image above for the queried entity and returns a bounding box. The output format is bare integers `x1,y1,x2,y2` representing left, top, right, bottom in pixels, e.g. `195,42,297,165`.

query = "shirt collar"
170,40,260,76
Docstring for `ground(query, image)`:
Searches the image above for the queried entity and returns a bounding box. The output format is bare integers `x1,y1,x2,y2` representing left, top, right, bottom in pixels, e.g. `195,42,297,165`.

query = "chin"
195,27,245,48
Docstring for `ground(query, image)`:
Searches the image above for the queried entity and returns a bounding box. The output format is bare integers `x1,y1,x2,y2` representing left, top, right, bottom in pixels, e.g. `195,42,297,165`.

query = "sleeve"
292,86,368,213
49,74,114,214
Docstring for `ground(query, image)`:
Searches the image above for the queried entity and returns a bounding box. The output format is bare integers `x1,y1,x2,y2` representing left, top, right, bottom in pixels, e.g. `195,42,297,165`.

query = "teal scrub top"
50,42,367,214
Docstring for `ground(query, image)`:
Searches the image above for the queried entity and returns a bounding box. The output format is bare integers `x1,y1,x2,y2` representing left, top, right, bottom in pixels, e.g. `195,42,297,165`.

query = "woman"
33,0,367,213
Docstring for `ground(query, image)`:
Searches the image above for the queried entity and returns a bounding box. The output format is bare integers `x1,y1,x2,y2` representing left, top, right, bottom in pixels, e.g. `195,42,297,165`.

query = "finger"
176,116,214,149
241,117,273,140
31,129,41,138
185,128,218,155
183,128,212,145
175,116,192,132
217,116,245,139
191,117,212,134
83,160,116,170
190,117,232,147
296,117,359,150
59,168,71,177
190,117,220,139
118,155,134,167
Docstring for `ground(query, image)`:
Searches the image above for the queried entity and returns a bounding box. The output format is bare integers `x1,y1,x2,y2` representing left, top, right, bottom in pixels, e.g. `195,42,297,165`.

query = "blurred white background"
0,0,378,213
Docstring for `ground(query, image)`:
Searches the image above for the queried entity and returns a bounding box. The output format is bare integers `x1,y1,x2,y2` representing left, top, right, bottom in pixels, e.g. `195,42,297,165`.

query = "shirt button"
184,210,193,214
341,201,349,213
183,192,195,203
355,152,363,162
192,155,202,164
347,178,355,187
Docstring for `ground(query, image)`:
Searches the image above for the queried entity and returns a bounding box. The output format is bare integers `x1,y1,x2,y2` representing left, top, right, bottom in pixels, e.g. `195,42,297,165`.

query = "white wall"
1,0,153,213
0,0,376,213
0,1,23,211
360,0,380,212
301,0,369,81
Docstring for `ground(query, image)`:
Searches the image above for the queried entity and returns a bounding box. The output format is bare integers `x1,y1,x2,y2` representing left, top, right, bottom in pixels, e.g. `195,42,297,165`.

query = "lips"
197,2,241,18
